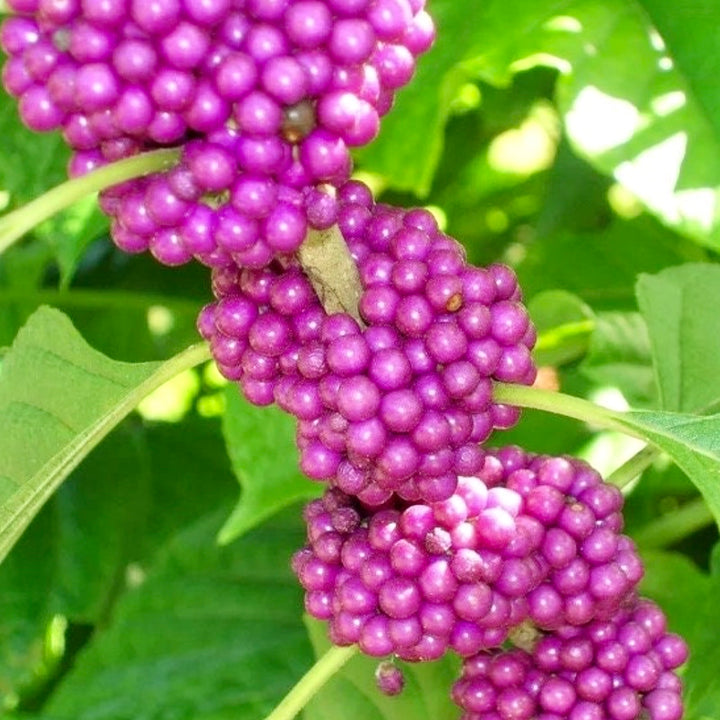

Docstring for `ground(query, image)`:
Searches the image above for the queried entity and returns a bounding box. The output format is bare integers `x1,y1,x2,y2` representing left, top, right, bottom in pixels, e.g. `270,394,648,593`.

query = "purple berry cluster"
452,596,687,720
480,448,644,630
293,449,687,718
292,449,645,660
1,0,434,265
197,181,536,504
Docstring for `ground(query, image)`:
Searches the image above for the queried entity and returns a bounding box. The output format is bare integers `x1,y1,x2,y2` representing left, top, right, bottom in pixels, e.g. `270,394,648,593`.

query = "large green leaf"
516,216,704,310
579,311,655,407
633,0,720,145
0,306,209,563
304,619,460,720
0,417,236,706
219,386,322,544
41,508,312,720
619,409,720,527
553,0,720,247
637,264,720,413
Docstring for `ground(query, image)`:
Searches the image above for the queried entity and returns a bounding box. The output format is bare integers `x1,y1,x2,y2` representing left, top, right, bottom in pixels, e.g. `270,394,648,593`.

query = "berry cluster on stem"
2,0,434,265
198,181,537,505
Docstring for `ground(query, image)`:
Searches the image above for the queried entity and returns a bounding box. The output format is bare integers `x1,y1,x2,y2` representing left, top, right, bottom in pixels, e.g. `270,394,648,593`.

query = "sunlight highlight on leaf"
136,368,200,423
565,87,643,154
651,90,686,116
616,133,719,236
146,305,176,337
487,102,559,175
510,52,571,76
543,15,583,34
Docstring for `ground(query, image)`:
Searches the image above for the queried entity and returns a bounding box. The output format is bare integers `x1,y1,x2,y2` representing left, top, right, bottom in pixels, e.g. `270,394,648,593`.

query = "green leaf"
42,507,312,720
579,311,655,407
534,139,613,238
0,243,54,349
61,250,213,363
218,386,321,544
0,99,103,284
618,409,720,528
621,460,697,539
641,549,720,720
0,285,205,385
637,264,720,413
553,0,720,247
419,68,558,267
0,101,67,205
431,0,720,246
528,290,594,366
0,416,236,705
634,0,720,144
41,196,107,288
304,618,460,720
0,306,210,563
516,216,704,311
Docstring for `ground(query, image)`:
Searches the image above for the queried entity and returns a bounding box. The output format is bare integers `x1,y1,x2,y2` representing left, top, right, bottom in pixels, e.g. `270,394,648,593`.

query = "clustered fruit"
1,1,687,718
1,0,433,265
197,187,536,505
293,451,686,719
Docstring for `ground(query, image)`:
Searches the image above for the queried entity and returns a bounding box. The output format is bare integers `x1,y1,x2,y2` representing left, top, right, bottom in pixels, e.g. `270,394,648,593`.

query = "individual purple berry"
375,661,405,696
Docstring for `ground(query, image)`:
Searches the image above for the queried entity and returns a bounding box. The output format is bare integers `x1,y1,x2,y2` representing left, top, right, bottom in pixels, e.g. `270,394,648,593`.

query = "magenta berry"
375,661,405,696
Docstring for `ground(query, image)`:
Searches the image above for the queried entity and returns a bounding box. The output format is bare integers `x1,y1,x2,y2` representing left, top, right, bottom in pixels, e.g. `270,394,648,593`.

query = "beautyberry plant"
0,2,718,720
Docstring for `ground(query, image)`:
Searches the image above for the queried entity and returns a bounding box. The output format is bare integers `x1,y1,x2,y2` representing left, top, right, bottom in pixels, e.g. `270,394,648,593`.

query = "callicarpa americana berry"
375,660,405,696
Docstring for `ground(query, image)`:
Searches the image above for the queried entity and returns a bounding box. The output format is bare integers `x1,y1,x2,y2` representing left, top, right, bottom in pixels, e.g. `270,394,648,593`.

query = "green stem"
493,382,643,439
264,645,358,720
634,496,714,549
0,147,180,255
607,445,661,490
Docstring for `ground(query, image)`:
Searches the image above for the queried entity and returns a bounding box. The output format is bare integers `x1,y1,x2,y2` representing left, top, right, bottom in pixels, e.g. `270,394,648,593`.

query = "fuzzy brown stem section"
297,225,365,325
